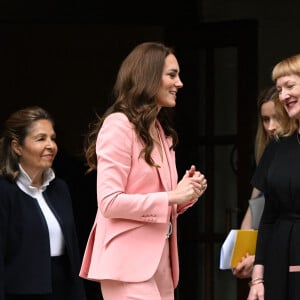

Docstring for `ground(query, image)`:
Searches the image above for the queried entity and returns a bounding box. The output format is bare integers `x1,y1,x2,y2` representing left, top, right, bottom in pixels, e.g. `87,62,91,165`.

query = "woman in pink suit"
80,41,208,300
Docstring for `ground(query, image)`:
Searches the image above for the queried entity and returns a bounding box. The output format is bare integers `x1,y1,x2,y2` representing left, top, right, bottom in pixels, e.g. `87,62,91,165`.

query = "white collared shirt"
16,165,65,256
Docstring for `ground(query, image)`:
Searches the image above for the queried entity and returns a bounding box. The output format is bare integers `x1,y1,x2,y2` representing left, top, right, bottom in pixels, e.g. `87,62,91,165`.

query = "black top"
0,176,86,300
252,131,300,300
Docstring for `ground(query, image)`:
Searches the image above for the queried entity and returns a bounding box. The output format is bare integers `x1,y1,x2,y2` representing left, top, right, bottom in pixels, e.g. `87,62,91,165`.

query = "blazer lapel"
155,123,177,191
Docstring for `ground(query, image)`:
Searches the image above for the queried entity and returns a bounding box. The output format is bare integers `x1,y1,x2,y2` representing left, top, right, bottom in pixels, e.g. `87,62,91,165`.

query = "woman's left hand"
232,254,255,278
187,165,207,194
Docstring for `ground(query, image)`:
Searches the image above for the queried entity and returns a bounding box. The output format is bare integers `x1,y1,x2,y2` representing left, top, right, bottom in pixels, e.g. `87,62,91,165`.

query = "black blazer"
0,176,86,300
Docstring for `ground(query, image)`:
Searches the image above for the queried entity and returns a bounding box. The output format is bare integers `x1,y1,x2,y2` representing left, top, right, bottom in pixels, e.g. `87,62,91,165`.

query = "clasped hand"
169,165,207,205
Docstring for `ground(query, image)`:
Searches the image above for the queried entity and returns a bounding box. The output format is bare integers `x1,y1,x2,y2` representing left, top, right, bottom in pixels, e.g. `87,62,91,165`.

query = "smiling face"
12,119,57,183
156,54,183,108
276,74,300,120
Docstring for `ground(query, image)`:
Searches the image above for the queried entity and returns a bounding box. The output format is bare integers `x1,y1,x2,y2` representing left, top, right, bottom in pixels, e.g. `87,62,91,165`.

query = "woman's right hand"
247,264,265,299
232,254,255,278
168,165,207,205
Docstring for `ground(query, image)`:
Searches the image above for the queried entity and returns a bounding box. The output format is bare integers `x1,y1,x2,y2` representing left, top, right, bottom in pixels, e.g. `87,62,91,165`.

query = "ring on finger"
201,184,207,190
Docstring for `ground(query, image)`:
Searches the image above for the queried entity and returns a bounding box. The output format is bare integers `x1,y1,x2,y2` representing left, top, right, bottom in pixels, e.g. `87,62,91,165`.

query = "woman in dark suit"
0,106,86,300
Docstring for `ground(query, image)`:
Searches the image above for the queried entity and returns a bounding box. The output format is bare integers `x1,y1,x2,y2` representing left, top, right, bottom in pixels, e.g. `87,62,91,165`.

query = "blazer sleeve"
96,113,169,224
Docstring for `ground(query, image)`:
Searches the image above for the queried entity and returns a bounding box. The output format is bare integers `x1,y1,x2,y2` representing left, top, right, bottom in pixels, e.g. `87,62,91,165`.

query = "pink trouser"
100,240,174,300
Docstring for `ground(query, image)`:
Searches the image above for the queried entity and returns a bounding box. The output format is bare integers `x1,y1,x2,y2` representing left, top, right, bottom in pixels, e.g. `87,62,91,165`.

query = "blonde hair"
272,53,300,81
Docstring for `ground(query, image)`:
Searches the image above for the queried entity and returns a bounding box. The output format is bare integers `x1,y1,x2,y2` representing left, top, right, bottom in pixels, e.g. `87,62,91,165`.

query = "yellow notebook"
219,229,258,269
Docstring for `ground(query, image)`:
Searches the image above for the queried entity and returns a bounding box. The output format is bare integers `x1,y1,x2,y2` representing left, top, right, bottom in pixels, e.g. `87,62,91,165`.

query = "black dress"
252,131,300,300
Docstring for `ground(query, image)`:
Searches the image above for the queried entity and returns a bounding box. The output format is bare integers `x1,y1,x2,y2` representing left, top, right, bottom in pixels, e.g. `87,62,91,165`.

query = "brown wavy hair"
84,42,179,173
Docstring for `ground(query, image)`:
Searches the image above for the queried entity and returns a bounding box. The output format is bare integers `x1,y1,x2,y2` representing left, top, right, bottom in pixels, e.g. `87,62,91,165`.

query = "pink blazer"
80,113,197,288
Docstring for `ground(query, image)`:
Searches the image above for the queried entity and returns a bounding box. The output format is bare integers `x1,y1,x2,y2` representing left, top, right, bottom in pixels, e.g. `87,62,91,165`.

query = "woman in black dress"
248,53,300,300
232,85,297,279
